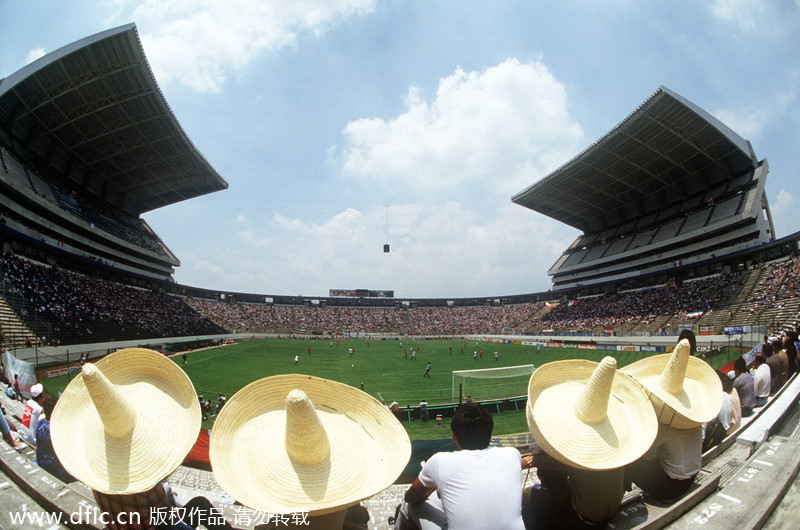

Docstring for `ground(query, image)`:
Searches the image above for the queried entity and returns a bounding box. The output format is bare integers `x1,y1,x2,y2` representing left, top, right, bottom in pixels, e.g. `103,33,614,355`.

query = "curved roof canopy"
0,24,227,215
512,86,757,234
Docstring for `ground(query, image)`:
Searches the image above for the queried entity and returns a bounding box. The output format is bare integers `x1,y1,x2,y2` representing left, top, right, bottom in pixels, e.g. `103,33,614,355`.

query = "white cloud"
111,0,377,92
770,189,795,235
25,47,46,64
714,87,797,139
710,0,800,33
163,56,586,296
714,108,770,139
204,200,576,297
235,214,250,229
336,58,584,196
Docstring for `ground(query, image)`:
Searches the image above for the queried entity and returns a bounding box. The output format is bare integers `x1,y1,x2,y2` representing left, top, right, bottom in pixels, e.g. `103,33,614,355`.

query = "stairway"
0,297,35,350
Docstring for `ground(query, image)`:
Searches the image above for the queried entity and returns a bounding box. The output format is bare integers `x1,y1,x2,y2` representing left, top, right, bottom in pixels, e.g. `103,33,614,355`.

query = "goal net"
452,364,535,401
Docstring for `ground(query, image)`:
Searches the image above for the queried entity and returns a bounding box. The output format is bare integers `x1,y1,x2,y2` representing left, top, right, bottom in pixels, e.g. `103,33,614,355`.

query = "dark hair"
717,369,733,393
734,357,747,374
678,329,697,354
761,342,773,357
772,339,783,353
451,402,493,450
41,395,58,419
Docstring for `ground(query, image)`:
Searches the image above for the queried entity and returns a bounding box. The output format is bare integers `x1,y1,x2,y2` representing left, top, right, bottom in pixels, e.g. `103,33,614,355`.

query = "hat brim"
527,359,657,470
51,348,201,494
210,374,411,515
622,354,722,428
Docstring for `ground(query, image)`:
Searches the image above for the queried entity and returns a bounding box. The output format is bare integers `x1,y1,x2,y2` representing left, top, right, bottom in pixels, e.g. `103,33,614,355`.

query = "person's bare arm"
520,452,534,469
404,477,436,503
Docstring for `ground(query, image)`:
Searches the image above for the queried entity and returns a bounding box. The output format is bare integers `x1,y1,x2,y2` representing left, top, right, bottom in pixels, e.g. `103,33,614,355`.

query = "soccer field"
41,337,733,439
171,338,654,406
42,337,735,405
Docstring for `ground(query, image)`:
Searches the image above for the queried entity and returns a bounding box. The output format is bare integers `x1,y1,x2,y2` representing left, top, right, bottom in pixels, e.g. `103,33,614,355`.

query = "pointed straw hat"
50,348,201,494
621,339,722,429
209,374,411,516
526,356,657,470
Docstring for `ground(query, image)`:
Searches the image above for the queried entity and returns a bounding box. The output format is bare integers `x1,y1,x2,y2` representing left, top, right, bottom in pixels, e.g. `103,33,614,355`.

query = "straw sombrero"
621,339,722,429
210,374,411,515
526,356,657,470
50,348,201,494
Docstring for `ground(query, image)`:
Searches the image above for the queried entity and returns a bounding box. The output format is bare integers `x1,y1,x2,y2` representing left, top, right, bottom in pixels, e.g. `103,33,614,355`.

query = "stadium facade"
0,24,227,284
513,86,775,292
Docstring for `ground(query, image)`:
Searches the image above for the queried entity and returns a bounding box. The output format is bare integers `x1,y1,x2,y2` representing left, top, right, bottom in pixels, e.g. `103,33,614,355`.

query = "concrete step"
670,436,800,530
0,466,70,529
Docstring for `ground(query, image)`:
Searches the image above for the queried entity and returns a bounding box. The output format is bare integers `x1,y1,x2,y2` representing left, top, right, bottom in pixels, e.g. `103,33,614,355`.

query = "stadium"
0,24,799,529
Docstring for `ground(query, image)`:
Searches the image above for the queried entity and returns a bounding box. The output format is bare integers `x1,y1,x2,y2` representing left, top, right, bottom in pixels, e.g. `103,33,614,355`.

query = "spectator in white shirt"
752,354,771,407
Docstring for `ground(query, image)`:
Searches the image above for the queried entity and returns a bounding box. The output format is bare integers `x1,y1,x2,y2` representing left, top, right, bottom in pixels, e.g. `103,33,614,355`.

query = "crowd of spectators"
5,247,800,343
0,253,226,345
185,299,541,336
185,300,409,333
533,273,742,331
745,257,800,315
405,304,540,335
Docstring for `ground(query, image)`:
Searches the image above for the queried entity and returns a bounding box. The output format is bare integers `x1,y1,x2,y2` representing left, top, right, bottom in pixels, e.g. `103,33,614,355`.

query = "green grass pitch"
177,338,651,404
43,338,731,439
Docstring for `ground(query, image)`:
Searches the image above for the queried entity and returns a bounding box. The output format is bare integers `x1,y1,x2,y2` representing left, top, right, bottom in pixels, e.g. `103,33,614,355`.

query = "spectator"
19,382,45,447
774,339,789,387
622,337,721,502
0,401,25,451
732,357,756,417
626,424,704,503
50,348,232,530
209,374,410,529
216,394,227,414
723,369,741,437
395,402,527,530
12,374,22,402
752,354,771,407
784,331,798,379
764,342,783,394
703,370,735,452
387,399,401,422
524,356,657,528
678,328,697,354
622,335,721,429
419,399,429,422
35,395,74,482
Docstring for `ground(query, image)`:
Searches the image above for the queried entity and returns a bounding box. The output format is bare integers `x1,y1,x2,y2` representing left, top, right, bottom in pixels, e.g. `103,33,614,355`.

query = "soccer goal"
452,364,535,401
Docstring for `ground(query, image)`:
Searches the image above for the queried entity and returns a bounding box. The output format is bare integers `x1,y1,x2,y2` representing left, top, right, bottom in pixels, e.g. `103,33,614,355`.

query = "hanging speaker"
383,244,390,253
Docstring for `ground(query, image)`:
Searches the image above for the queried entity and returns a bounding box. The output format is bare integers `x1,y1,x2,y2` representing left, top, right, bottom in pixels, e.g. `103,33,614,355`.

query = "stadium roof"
0,24,228,215
512,86,758,234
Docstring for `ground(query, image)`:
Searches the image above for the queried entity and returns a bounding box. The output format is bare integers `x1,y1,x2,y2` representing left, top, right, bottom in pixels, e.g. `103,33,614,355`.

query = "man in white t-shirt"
625,423,702,502
752,354,771,407
394,402,528,529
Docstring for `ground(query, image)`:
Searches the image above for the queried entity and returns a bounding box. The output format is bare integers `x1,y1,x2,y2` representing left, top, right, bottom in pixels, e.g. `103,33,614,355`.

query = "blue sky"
2,1,798,298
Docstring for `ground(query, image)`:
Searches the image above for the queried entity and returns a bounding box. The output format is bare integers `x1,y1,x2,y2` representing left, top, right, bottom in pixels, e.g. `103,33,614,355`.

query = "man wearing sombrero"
210,374,412,529
51,348,233,530
524,356,658,527
622,334,722,503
